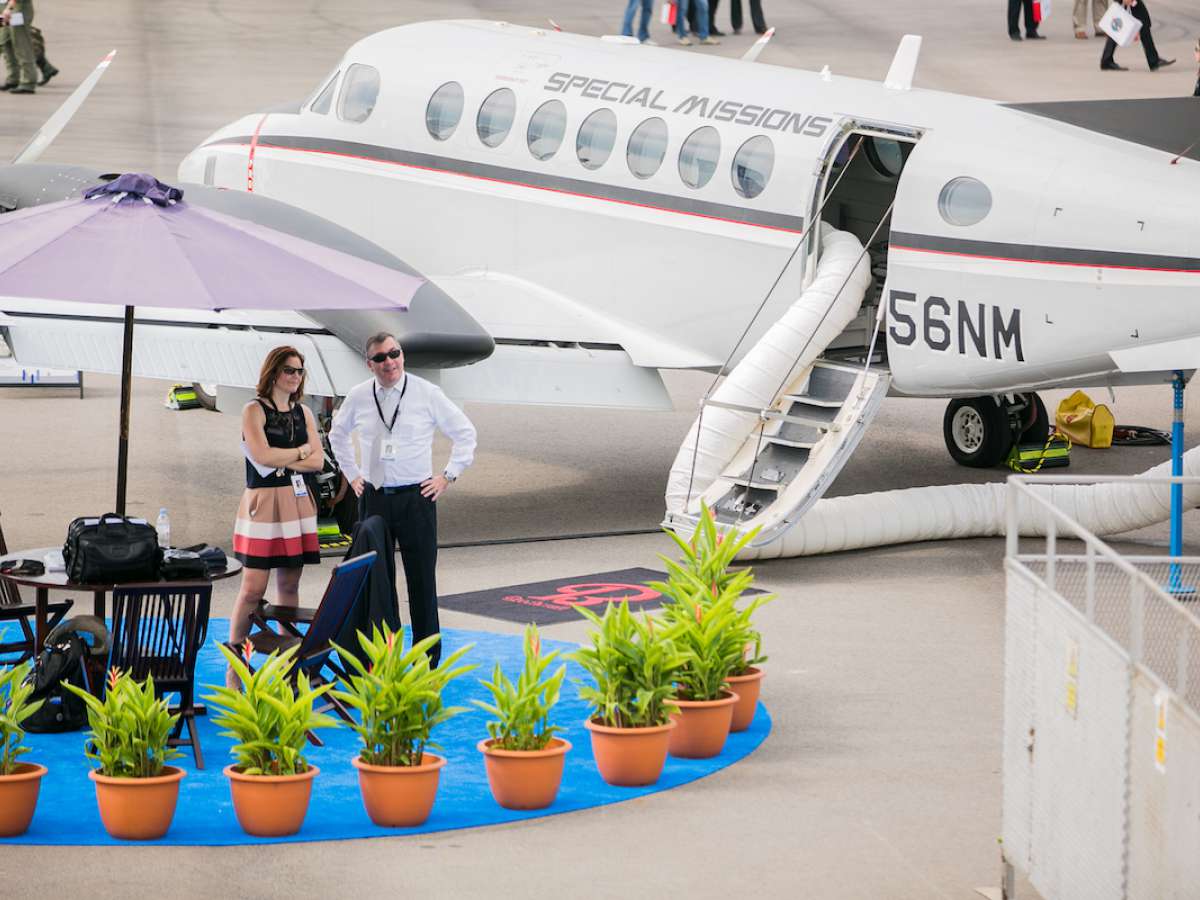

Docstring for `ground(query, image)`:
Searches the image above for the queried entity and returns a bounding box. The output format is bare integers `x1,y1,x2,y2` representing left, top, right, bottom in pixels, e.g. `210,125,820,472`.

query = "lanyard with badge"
374,376,408,461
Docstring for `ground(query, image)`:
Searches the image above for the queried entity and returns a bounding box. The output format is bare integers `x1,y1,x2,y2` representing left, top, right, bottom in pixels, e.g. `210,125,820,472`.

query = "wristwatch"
443,471,457,483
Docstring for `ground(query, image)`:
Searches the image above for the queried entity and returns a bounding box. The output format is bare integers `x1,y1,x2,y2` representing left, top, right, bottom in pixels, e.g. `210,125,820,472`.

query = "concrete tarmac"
3,2,1200,898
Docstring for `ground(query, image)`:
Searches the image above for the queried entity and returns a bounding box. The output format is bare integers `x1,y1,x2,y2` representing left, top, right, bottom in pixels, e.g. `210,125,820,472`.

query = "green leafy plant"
572,601,686,728
473,624,566,751
64,668,181,778
657,501,761,598
660,587,746,701
651,503,774,682
0,660,43,775
332,628,476,767
204,642,337,776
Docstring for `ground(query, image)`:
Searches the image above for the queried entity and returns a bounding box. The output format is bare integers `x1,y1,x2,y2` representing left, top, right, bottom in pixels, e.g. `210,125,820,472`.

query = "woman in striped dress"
229,346,324,685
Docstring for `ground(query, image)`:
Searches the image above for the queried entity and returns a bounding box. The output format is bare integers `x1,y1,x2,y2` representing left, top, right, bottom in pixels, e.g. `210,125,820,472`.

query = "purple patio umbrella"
0,174,424,513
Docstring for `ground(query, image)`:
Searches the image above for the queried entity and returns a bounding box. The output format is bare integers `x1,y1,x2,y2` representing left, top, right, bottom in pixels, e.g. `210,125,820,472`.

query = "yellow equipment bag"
1055,390,1115,449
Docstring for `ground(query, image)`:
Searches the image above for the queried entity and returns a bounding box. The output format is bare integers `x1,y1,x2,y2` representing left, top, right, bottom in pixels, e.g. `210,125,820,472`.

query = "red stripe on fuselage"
206,140,805,235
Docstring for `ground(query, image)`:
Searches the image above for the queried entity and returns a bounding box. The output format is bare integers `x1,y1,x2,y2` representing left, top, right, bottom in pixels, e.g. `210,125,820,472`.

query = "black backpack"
22,631,90,733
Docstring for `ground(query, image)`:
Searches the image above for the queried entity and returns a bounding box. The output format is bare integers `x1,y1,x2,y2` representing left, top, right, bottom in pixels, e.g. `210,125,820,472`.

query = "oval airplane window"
338,64,380,124
527,100,567,161
938,176,992,226
576,108,618,171
679,126,721,189
426,82,464,141
477,88,517,148
627,118,668,180
731,135,774,199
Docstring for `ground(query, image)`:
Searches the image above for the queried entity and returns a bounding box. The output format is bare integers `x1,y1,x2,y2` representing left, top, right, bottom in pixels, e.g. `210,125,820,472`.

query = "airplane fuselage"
176,20,1196,397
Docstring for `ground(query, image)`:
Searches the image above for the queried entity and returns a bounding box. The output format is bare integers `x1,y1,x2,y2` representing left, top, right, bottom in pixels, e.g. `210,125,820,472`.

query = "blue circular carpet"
5,624,771,845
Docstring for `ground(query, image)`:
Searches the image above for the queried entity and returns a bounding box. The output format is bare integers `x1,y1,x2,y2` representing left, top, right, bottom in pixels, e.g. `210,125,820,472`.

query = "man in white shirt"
329,332,477,664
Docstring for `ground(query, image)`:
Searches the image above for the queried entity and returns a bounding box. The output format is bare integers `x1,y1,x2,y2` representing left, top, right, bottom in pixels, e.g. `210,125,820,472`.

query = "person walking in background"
730,0,768,35
621,0,654,44
0,0,37,93
228,346,325,688
677,0,719,45
329,332,476,667
1073,0,1107,38
1100,0,1174,70
1008,0,1046,40
1193,37,1200,95
0,23,55,89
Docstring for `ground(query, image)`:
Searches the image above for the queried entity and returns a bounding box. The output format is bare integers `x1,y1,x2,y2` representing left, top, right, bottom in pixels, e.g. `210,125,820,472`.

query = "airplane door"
811,122,922,360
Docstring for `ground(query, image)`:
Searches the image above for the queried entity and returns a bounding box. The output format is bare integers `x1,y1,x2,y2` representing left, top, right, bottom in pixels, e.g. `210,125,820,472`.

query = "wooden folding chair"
108,582,213,768
243,551,376,745
0,511,73,664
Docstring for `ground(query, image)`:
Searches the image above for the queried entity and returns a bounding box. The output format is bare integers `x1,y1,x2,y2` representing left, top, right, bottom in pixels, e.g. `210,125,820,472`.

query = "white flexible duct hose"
665,223,872,514
738,448,1200,560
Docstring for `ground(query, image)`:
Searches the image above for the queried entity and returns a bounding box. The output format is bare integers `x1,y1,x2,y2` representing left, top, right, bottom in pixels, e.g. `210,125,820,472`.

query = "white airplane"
3,20,1199,539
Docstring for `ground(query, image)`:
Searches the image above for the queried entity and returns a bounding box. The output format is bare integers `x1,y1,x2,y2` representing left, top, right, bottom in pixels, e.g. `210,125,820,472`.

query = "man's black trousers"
360,483,440,664
1100,1,1160,68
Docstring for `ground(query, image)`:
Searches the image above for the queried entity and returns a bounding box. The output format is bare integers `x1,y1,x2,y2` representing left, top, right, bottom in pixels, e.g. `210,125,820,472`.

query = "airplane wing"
0,291,679,411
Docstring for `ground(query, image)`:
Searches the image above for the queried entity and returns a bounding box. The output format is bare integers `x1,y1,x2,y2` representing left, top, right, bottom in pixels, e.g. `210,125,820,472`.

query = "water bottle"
156,508,171,550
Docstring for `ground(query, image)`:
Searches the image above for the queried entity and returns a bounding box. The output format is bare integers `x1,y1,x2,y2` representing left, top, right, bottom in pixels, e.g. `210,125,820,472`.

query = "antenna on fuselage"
884,34,922,91
740,27,775,63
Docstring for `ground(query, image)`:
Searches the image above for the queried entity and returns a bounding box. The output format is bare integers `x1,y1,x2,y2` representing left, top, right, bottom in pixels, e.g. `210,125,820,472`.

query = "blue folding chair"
241,551,376,743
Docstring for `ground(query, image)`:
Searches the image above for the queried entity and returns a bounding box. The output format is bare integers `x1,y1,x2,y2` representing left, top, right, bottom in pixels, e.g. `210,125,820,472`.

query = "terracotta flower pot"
478,737,572,810
0,763,46,837
585,717,676,787
726,667,765,732
669,691,739,759
89,766,185,840
224,764,318,837
353,753,445,827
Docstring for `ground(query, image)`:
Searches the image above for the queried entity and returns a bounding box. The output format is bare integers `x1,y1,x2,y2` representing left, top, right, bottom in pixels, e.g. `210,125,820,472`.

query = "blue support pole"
1169,370,1185,593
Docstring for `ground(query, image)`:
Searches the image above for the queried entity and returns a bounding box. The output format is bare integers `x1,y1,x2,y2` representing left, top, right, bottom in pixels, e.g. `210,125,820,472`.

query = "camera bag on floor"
63,513,160,584
21,615,111,733
22,632,88,732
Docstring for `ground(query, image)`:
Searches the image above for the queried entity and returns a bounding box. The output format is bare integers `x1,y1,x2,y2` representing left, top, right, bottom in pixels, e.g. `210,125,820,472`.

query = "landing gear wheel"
1017,392,1049,445
943,397,1014,468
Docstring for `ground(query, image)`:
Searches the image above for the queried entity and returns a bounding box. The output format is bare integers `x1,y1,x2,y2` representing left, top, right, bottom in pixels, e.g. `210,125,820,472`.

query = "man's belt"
370,483,422,495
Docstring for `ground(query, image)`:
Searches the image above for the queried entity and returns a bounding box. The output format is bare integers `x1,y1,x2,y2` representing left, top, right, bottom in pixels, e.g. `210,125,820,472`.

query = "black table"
0,547,242,647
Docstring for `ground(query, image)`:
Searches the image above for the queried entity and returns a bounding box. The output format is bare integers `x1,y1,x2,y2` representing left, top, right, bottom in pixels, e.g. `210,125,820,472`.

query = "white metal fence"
1003,475,1200,900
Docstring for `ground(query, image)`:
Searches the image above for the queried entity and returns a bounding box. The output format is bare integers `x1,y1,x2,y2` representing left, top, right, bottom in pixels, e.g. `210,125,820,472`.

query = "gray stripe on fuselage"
890,232,1200,273
202,134,806,233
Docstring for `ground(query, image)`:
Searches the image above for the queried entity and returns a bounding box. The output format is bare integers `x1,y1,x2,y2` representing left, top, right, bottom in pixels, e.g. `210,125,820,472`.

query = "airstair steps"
669,358,890,544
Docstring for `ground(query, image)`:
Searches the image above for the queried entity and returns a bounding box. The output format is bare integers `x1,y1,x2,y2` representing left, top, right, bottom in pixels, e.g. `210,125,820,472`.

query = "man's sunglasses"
281,365,305,376
369,349,403,364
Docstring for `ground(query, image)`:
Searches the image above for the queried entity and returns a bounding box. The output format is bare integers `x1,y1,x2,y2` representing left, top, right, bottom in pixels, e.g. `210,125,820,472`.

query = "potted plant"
725,598,771,733
473,623,570,810
653,503,774,734
205,642,338,837
332,628,476,828
572,601,687,787
64,668,185,840
0,659,46,837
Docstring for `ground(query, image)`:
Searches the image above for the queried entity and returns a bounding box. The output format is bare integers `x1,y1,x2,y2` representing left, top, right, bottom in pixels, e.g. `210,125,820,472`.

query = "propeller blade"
741,27,775,63
11,49,117,165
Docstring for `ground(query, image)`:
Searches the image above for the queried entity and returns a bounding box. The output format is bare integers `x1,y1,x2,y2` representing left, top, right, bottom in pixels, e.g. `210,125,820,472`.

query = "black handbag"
160,550,209,581
63,514,160,584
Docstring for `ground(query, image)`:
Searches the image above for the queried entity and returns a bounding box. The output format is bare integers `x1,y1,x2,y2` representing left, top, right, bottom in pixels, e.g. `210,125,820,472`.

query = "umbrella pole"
115,305,134,516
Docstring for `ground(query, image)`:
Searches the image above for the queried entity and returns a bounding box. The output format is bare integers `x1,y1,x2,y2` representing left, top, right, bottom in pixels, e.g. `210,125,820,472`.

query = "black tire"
191,383,218,412
1018,392,1049,446
943,397,1014,468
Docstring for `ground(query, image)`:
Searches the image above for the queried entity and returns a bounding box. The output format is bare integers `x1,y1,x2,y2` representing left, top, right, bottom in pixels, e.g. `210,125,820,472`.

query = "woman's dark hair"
256,345,307,404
